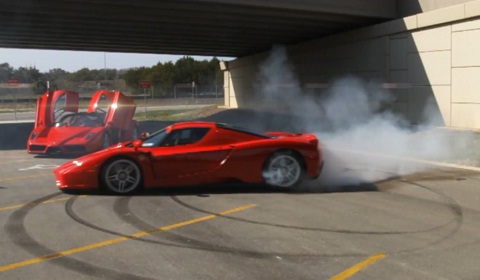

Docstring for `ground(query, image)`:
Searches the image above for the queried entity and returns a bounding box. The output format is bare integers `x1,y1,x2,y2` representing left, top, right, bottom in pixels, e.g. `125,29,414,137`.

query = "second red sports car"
54,121,323,194
27,89,139,155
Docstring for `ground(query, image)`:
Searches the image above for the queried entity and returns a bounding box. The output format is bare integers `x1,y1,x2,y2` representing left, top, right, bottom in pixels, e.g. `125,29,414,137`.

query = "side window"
53,94,67,123
160,128,209,146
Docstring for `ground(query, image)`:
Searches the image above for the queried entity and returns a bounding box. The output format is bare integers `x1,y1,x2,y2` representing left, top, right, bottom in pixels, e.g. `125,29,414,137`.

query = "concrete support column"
223,70,230,107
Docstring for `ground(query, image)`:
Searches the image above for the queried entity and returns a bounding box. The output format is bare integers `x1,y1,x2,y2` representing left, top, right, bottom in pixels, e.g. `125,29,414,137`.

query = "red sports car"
54,122,323,194
27,89,139,155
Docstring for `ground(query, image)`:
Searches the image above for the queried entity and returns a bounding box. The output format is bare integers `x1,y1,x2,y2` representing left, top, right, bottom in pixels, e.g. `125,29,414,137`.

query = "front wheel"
262,151,304,189
101,158,142,194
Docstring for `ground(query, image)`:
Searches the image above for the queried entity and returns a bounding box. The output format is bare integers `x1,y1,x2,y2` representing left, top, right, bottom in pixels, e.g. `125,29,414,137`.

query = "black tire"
100,158,143,195
262,151,305,190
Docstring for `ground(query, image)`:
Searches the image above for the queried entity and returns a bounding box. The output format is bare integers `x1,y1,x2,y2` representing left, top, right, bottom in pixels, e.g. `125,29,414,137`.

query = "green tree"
174,56,197,83
69,68,94,82
121,67,149,91
13,66,41,83
148,62,176,96
0,63,13,81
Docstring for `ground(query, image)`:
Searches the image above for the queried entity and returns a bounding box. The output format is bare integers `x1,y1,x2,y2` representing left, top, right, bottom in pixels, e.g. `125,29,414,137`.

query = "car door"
35,90,79,128
149,128,233,181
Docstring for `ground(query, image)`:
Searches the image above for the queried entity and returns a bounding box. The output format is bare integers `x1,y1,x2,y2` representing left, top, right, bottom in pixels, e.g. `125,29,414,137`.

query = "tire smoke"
253,46,477,190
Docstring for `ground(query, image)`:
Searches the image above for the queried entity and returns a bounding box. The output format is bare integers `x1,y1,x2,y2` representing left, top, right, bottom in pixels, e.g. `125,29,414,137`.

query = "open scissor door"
35,90,79,128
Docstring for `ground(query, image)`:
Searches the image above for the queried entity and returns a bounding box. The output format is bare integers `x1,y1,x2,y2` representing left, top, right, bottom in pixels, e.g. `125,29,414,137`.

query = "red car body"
27,89,138,155
54,122,323,194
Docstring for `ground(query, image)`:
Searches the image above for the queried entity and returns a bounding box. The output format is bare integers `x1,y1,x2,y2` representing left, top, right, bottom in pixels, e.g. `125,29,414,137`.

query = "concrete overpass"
0,0,398,57
2,0,480,129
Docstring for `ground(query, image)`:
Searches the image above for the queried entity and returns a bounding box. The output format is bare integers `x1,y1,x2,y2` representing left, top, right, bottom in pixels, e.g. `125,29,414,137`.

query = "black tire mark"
66,195,369,262
5,193,157,280
66,174,463,261
169,193,456,235
387,179,464,255
109,196,367,261
168,177,464,256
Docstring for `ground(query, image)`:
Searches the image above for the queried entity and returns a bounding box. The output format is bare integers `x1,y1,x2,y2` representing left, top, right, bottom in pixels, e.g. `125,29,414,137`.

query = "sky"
0,48,232,73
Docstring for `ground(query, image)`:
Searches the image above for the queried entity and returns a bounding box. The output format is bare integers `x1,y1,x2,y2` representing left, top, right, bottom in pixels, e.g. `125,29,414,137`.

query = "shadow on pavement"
0,122,33,150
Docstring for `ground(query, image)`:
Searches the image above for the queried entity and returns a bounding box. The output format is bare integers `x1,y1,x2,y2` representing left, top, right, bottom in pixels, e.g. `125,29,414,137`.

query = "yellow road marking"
0,173,50,182
329,253,386,280
0,203,256,272
0,196,86,212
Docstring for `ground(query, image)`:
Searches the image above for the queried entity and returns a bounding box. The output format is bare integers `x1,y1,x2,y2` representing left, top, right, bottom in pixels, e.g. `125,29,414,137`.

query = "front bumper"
53,163,99,190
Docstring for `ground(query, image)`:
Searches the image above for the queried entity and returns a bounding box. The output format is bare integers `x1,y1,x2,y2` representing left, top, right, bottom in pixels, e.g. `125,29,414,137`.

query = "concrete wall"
223,0,480,129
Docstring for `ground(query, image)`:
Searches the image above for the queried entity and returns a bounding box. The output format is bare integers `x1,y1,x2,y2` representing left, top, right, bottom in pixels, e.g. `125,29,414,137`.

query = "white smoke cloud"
255,46,478,190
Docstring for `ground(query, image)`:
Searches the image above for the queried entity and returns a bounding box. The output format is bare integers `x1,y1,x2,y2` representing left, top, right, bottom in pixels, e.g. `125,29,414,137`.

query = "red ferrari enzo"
54,122,323,194
27,89,139,155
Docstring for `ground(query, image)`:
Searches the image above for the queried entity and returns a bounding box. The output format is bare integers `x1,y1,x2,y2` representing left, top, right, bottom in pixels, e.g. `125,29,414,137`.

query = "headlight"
73,160,83,166
30,132,38,140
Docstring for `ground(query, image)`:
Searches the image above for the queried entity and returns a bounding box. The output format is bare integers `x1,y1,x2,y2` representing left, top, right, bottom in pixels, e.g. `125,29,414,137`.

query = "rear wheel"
262,151,304,189
101,158,142,194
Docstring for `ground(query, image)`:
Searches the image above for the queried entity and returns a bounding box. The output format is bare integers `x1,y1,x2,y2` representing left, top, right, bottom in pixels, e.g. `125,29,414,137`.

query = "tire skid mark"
65,196,178,246
170,181,463,256
72,196,365,261
388,179,464,255
111,196,367,261
112,196,284,259
170,194,455,235
0,196,77,212
4,193,157,280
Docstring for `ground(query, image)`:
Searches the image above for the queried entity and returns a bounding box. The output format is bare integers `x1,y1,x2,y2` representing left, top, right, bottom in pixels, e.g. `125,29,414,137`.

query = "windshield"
141,128,168,147
55,112,104,127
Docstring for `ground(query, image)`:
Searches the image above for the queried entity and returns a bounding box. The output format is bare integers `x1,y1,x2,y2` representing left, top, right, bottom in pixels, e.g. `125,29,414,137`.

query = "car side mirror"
140,132,150,139
133,139,143,151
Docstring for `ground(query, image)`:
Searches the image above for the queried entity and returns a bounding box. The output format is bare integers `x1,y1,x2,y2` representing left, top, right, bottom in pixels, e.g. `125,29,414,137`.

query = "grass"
135,109,201,121
0,97,224,115
134,105,226,121
0,97,225,121
0,101,36,113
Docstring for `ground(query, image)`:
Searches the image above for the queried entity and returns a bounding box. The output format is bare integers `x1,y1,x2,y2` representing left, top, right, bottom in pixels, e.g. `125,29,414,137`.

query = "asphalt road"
1,149,480,279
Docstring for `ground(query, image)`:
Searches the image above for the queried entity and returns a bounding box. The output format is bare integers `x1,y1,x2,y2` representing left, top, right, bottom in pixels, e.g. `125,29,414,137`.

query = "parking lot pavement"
2,150,480,279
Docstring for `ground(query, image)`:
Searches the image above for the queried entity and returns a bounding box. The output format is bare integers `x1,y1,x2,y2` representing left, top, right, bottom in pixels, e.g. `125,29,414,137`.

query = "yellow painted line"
0,173,50,182
0,203,256,272
0,196,86,212
329,253,386,280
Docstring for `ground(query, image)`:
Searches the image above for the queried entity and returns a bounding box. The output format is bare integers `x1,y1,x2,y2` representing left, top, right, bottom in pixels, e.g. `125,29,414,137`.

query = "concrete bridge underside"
2,0,480,129
0,0,396,57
